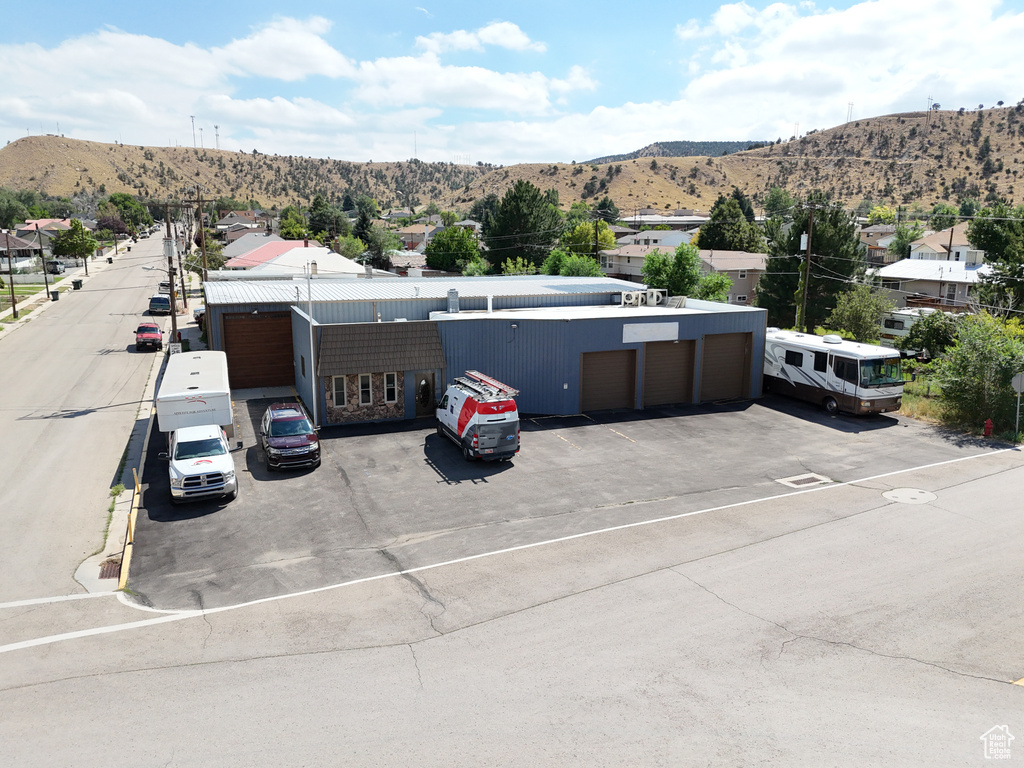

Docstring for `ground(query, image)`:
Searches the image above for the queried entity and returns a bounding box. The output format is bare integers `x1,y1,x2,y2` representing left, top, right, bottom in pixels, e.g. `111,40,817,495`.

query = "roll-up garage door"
222,312,294,388
643,340,695,407
699,332,750,402
580,350,636,411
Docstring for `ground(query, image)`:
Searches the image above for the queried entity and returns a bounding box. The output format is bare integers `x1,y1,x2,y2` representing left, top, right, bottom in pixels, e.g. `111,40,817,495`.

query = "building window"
785,350,804,367
384,373,398,404
359,373,372,406
735,295,747,303
333,375,347,407
738,270,747,279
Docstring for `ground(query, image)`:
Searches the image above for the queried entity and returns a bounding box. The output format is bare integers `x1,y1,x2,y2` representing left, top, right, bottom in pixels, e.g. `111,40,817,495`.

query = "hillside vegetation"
2,105,1022,215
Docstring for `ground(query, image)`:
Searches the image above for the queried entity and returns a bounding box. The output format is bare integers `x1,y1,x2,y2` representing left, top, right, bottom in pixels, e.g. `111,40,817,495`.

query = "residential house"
858,224,898,266
397,223,443,251
874,259,991,308
909,222,983,264
698,250,768,306
222,232,284,260
599,243,675,281
622,210,708,232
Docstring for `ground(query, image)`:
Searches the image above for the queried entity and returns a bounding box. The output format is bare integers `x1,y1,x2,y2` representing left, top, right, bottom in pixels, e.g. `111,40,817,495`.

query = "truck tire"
823,396,839,415
462,444,476,462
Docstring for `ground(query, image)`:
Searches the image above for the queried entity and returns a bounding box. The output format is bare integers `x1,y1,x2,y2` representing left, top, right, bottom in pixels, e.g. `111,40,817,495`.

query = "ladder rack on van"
455,370,520,400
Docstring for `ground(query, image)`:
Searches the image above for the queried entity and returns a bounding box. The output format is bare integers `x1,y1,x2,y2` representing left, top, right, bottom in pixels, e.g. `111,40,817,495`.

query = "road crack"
672,570,1008,685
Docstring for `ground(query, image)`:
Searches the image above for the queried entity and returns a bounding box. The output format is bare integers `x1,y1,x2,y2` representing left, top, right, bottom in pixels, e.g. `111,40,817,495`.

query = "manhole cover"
882,488,937,505
776,472,831,488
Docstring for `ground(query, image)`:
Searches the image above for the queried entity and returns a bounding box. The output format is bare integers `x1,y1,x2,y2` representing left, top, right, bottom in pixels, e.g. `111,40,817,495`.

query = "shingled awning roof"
317,321,444,376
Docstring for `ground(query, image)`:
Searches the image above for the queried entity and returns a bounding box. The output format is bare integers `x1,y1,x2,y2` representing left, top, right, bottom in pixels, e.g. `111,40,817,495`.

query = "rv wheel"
823,396,839,415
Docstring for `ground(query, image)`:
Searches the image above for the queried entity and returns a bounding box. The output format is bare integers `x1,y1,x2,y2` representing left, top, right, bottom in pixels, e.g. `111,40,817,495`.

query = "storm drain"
99,559,121,580
776,472,832,489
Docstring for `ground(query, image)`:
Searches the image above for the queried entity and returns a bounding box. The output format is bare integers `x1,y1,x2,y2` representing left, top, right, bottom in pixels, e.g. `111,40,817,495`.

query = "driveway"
127,393,999,611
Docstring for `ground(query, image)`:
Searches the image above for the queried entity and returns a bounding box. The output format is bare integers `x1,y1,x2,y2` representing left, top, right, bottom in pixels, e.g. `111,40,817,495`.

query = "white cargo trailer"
156,351,234,435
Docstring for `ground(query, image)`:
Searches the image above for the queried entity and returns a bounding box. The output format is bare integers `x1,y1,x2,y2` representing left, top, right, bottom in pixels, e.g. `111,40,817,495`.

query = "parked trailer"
156,351,234,435
763,329,903,415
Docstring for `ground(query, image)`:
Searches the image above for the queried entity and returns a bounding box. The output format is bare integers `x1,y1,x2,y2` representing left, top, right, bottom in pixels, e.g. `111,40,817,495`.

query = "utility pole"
164,203,179,344
190,116,196,148
183,187,210,282
797,205,815,333
36,224,51,294
4,231,18,319
214,125,220,150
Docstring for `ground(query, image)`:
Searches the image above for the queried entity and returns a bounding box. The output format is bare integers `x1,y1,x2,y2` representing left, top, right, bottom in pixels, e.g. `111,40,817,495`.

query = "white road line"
0,592,117,610
1,447,1016,655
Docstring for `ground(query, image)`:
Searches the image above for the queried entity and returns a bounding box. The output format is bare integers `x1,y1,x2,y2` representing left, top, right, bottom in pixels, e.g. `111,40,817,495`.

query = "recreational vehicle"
763,329,903,415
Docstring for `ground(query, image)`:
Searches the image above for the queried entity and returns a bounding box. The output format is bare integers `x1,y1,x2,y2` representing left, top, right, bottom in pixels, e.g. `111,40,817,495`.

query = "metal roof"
204,275,647,307
873,259,991,284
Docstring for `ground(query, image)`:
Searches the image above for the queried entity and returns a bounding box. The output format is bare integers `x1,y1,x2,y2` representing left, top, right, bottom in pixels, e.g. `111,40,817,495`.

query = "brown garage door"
700,333,750,402
643,340,695,407
580,350,636,411
222,312,294,388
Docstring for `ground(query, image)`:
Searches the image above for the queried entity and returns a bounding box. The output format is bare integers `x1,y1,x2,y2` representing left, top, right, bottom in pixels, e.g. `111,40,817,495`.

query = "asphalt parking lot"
130,392,999,611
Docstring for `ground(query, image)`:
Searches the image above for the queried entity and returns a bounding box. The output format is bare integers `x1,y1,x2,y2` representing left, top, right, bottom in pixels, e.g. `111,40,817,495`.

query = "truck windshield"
175,438,226,460
859,357,903,388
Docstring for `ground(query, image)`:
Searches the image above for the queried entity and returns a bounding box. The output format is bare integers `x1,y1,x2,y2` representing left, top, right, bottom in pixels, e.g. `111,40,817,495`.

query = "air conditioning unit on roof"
622,291,640,306
646,288,667,306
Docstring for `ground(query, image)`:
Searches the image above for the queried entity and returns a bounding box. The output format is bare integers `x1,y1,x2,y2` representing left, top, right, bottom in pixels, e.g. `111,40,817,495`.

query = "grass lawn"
900,376,944,422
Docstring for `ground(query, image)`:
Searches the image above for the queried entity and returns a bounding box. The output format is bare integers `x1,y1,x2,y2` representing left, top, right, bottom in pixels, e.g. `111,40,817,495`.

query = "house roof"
909,222,970,254
317,321,445,376
0,232,36,251
222,232,284,258
396,224,443,236
699,250,767,271
204,275,646,306
224,240,310,269
250,247,369,276
602,244,676,258
873,259,991,284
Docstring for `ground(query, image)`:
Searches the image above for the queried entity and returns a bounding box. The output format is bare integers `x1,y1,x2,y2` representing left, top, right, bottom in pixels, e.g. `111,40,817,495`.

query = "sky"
3,0,1024,166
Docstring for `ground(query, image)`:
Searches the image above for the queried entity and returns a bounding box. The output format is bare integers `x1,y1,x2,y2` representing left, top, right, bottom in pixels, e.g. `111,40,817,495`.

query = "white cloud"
213,17,355,81
416,21,545,55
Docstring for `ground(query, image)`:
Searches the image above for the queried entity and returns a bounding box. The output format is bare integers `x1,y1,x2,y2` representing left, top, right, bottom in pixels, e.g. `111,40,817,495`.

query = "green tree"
185,230,226,274
887,221,925,260
934,313,1024,432
641,243,732,299
824,283,894,342
335,234,366,260
541,248,568,275
561,219,616,259
695,197,766,252
354,195,380,219
483,180,563,270
968,202,1024,305
462,253,490,276
425,226,479,272
363,224,401,269
562,201,591,233
308,194,348,238
558,254,604,277
439,210,459,227
896,310,963,359
929,203,960,231
468,193,500,232
51,219,98,275
594,196,620,224
279,207,309,240
500,256,538,275
106,193,152,231
763,187,794,219
730,186,756,223
867,205,897,224
0,190,29,229
756,192,865,330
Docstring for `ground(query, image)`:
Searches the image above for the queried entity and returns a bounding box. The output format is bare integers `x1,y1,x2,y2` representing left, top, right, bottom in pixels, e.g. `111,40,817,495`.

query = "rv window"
883,318,904,330
813,351,828,373
832,356,859,384
785,350,804,367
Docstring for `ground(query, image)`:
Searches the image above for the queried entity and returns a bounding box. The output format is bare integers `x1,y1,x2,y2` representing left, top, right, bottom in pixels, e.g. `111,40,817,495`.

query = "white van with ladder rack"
763,329,904,415
436,371,520,461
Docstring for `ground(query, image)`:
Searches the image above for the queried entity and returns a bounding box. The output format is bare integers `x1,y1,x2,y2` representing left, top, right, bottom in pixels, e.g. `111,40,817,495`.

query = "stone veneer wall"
324,372,406,424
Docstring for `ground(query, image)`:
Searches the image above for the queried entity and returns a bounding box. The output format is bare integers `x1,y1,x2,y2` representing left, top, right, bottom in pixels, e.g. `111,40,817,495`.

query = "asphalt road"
0,237,170,600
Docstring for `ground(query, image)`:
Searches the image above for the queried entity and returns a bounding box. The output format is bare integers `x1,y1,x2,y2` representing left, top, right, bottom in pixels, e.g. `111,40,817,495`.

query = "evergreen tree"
756,192,865,330
483,180,563,270
594,196,620,224
696,197,766,252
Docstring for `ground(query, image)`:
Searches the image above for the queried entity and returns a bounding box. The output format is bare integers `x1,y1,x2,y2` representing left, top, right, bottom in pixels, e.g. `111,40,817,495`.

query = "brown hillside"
2,106,1022,215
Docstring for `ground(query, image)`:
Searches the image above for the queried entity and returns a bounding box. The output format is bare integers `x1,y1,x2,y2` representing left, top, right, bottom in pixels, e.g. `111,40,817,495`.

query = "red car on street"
135,322,163,351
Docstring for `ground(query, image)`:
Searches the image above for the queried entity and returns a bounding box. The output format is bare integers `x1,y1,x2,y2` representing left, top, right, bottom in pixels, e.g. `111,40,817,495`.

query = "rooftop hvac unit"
622,291,640,306
646,289,667,306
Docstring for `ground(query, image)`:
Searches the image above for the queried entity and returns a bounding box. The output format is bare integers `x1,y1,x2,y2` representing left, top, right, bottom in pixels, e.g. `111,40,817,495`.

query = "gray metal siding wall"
438,309,767,414
290,308,315,418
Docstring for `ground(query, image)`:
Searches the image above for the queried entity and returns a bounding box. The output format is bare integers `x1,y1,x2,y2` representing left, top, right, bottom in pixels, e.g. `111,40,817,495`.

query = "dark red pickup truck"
135,322,163,351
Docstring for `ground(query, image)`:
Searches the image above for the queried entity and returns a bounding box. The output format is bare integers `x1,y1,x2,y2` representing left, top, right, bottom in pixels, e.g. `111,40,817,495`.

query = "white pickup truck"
165,425,238,504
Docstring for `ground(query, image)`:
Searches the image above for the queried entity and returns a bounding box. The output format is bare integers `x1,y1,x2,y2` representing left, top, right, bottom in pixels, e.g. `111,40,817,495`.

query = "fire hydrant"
984,418,994,437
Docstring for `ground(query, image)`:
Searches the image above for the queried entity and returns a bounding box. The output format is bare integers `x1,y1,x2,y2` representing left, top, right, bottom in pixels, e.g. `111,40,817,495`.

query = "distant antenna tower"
214,125,220,150
199,127,204,149
190,115,196,148
846,102,853,123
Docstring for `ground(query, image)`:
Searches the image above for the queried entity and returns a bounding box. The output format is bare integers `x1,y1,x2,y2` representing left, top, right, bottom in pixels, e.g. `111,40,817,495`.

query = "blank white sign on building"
622,322,679,343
